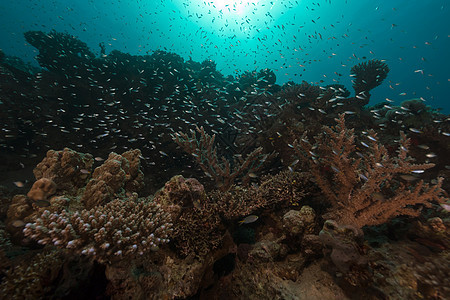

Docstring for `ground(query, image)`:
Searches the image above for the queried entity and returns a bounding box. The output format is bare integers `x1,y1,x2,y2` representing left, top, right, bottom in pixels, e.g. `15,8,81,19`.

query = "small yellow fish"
11,220,26,227
13,181,25,188
417,144,429,150
372,192,385,201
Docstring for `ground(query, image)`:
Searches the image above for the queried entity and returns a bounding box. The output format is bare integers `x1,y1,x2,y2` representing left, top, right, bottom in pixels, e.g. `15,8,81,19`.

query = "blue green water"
1,0,448,112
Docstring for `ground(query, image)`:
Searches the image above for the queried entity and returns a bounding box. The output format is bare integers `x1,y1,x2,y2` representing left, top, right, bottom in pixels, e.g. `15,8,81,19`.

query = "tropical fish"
239,215,259,224
13,181,25,188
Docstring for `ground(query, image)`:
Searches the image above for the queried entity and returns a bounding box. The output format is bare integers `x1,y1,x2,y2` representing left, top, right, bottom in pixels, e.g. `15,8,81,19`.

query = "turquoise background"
1,0,448,111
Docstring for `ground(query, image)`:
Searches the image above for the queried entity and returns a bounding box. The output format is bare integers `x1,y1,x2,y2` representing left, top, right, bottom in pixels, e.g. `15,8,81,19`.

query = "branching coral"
23,195,172,263
209,185,263,220
295,113,445,228
350,59,389,97
154,175,223,257
172,203,223,257
173,125,275,191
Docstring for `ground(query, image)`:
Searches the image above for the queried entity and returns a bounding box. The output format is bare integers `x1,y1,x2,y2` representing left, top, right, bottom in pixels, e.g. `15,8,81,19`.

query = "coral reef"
0,28,448,299
414,252,450,299
296,113,445,228
365,218,450,300
23,194,172,264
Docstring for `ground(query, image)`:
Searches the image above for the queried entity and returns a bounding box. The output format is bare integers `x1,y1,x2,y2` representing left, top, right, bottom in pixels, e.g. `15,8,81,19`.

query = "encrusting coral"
295,113,445,229
23,194,172,264
173,125,275,191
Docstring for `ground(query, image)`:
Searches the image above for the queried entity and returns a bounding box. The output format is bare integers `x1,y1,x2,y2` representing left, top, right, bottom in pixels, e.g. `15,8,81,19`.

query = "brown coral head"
27,178,57,201
350,59,389,94
155,175,206,208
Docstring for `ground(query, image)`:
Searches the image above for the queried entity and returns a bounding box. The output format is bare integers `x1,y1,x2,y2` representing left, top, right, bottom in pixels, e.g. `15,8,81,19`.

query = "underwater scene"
0,0,449,299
